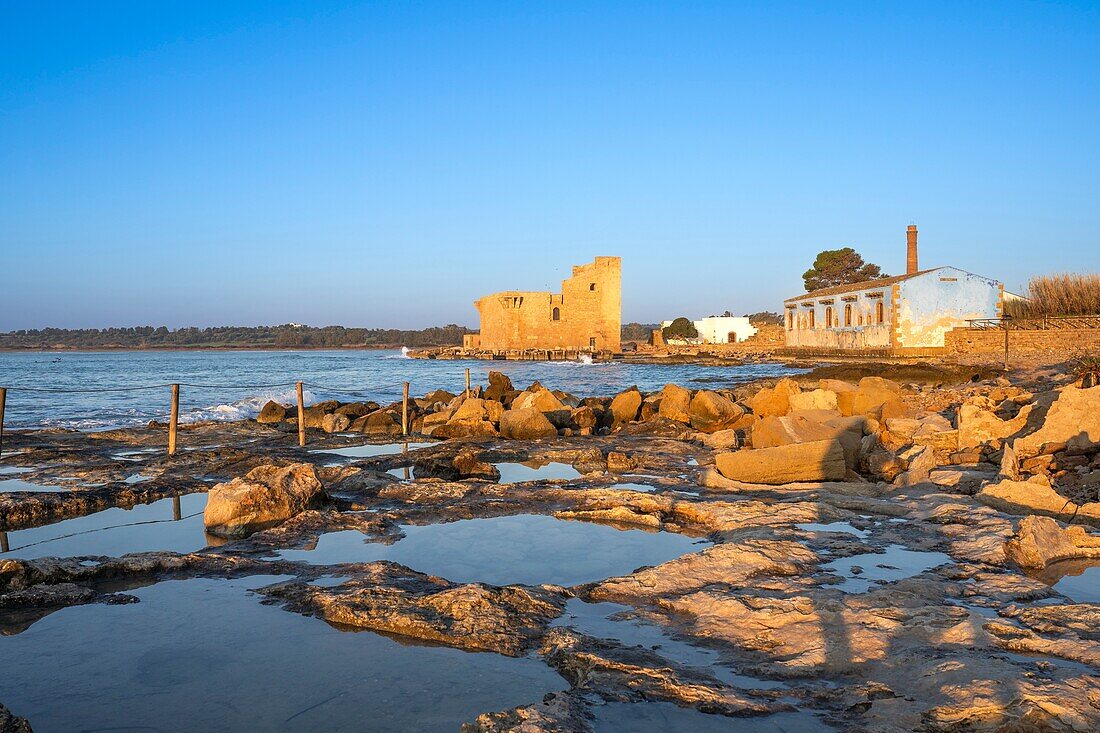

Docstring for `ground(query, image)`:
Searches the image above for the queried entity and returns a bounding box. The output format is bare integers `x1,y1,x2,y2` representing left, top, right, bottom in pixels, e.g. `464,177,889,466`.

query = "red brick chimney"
906,224,918,275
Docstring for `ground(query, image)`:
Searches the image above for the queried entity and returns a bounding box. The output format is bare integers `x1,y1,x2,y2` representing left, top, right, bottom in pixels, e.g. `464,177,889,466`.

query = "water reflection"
1039,560,1100,603
823,544,953,594
495,462,582,483
0,493,211,559
0,576,564,732
311,441,433,461
275,514,706,586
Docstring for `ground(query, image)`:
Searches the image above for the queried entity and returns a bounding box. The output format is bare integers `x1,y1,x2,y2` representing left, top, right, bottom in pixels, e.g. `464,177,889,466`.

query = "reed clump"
1005,274,1100,318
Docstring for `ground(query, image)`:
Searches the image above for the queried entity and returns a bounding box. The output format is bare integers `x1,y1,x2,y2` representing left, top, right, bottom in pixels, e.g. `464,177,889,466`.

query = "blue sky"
2,1,1097,330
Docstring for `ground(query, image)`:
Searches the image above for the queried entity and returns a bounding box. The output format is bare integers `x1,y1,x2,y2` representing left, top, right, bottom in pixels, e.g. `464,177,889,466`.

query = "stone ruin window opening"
876,301,885,324
844,303,853,327
825,306,833,328
552,307,560,321
589,283,596,291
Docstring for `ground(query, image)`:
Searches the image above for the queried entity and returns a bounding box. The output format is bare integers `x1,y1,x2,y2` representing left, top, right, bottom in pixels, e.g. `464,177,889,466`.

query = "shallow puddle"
553,599,786,689
1040,561,1100,603
0,575,564,732
611,482,659,493
796,522,869,538
0,477,68,493
0,466,32,476
0,493,211,559
311,441,433,461
590,702,831,732
275,514,705,586
823,544,953,594
496,461,582,483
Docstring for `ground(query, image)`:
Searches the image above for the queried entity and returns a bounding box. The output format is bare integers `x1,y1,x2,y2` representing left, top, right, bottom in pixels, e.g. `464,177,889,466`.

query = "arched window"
825,306,833,328
844,303,853,327
809,310,815,329
787,311,794,331
552,307,560,321
876,301,885,324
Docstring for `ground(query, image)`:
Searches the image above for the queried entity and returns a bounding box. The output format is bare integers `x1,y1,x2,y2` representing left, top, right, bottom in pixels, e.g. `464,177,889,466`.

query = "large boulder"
204,463,326,538
607,388,643,428
976,479,1100,527
414,450,501,481
334,401,378,419
499,407,558,440
351,409,402,437
321,412,352,434
837,378,904,419
448,397,503,425
1004,515,1100,571
689,391,745,433
749,378,801,418
257,400,287,424
431,420,499,440
788,388,839,413
1014,385,1100,457
512,388,566,414
751,413,865,469
484,371,514,402
958,403,1033,449
570,406,599,431
715,439,847,484
657,384,692,424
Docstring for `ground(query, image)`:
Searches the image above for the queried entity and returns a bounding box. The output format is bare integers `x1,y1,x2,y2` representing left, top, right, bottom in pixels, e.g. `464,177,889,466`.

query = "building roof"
783,269,940,304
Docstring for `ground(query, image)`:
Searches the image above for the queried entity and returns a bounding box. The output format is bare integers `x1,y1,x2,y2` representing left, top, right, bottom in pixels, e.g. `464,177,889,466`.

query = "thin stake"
296,381,306,447
402,382,409,436
1003,321,1009,372
465,368,471,398
168,384,179,456
0,387,6,461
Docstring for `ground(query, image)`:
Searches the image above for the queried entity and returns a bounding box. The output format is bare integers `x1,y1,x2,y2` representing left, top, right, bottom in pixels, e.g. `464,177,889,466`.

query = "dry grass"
1005,273,1100,318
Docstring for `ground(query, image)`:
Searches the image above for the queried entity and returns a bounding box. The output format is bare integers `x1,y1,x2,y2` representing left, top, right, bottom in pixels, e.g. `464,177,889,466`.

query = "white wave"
183,387,312,424
382,346,411,360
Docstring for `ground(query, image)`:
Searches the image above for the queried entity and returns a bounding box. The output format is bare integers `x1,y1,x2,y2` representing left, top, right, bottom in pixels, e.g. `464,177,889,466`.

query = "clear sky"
2,1,1098,331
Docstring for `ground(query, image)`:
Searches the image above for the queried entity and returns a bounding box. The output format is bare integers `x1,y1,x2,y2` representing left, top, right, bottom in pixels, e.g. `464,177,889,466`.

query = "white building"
783,226,1003,353
660,316,758,344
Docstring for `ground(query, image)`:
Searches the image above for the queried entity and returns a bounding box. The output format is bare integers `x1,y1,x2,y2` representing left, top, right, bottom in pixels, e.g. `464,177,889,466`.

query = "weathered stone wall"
895,269,1002,348
474,257,621,352
945,327,1100,355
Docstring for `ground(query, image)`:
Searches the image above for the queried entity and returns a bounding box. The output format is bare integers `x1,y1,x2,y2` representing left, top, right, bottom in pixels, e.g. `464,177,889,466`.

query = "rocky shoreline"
1,362,1099,731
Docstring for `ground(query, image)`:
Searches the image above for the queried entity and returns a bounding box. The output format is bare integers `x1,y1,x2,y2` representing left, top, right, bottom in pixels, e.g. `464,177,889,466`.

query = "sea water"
0,350,801,430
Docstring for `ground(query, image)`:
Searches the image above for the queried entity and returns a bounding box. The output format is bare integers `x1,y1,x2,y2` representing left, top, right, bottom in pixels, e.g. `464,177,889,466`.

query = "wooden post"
465,368,471,398
1003,322,1009,372
402,382,409,436
0,531,8,554
296,381,306,447
172,496,182,521
167,384,179,456
0,387,6,461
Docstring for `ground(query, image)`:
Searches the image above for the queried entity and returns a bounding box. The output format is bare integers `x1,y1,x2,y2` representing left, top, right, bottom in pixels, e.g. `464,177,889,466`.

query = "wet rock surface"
1,366,1099,731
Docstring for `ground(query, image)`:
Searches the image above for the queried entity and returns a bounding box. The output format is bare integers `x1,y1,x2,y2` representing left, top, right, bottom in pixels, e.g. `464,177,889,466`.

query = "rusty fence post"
168,384,180,456
296,382,306,447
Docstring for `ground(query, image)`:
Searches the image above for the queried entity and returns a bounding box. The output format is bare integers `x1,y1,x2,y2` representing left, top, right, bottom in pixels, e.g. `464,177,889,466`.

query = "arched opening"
809,310,815,329
787,311,794,331
844,303,853,327
876,301,885,324
552,307,560,321
825,306,833,328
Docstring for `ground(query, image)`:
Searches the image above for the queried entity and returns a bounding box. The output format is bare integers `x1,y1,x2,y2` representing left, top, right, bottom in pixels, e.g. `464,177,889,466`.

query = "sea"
0,349,802,431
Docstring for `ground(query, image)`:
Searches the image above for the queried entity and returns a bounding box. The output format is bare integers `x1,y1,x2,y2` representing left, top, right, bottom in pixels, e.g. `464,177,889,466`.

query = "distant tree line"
1,322,666,349
0,324,475,350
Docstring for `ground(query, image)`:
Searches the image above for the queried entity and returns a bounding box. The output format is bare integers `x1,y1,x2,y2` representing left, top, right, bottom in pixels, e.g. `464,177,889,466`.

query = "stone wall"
945,327,1100,356
473,257,622,352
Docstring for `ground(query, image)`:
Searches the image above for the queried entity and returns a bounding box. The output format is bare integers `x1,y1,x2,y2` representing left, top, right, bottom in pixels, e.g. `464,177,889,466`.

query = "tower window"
589,283,596,291
552,307,560,321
